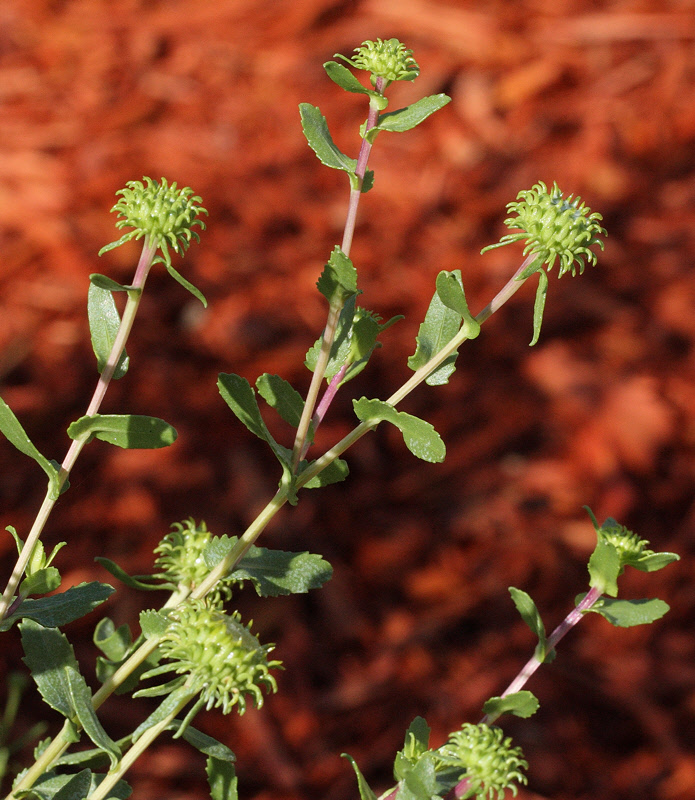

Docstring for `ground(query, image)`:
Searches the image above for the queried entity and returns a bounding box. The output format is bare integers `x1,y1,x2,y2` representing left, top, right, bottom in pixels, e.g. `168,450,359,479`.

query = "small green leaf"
394,717,431,779
377,94,451,132
299,103,358,175
67,414,177,449
19,567,61,598
93,618,132,662
139,609,170,639
483,691,539,719
588,539,621,597
407,271,464,385
305,295,357,378
19,621,120,767
509,587,548,659
633,552,680,572
95,557,167,591
399,751,440,800
176,728,235,762
163,258,207,307
1,582,114,631
301,457,349,489
529,268,549,346
206,758,238,800
87,283,129,380
353,397,445,463
51,769,93,800
0,396,61,499
590,597,671,627
316,246,358,305
435,271,480,339
88,273,132,292
323,61,373,95
203,537,333,597
341,754,378,800
256,374,305,428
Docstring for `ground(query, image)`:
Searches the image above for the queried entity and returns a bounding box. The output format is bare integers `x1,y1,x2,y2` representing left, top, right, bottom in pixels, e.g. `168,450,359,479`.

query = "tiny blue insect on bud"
482,181,606,278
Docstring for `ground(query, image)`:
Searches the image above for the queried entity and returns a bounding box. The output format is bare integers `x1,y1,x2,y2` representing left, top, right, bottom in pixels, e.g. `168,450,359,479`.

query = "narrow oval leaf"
207,757,238,800
323,61,372,95
483,691,540,719
164,259,207,307
0,396,60,498
588,539,620,597
67,414,177,449
530,268,549,346
353,397,445,463
377,94,451,132
407,272,463,385
435,271,480,340
634,551,680,572
256,374,305,428
87,283,129,379
299,103,357,174
341,754,378,800
89,273,131,292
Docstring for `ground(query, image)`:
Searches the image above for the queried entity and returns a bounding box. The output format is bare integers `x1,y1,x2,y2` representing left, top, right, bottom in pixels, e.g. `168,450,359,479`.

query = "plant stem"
290,80,384,470
481,585,603,725
0,239,159,623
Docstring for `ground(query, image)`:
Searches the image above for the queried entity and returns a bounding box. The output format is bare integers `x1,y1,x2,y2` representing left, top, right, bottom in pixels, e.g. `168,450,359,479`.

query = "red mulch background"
1,2,695,799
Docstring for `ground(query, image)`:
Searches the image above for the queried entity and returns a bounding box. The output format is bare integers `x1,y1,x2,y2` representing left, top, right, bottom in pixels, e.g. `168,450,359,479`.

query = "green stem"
0,239,158,623
87,691,194,800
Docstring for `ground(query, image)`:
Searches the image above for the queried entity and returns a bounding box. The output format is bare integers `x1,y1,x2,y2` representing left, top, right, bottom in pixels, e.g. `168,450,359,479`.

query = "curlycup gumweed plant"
0,37,680,800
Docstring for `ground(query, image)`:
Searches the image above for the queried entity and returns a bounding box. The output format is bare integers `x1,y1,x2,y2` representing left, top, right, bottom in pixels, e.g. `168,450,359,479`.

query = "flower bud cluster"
99,177,207,266
437,723,528,799
483,181,606,277
598,519,655,569
336,38,419,83
157,599,280,716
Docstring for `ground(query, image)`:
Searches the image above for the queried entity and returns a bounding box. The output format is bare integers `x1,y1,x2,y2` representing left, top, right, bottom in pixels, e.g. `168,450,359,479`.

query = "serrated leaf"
316,246,358,305
299,103,357,175
207,758,238,800
1,582,114,631
342,754,378,800
323,61,373,95
377,94,451,132
139,609,170,639
588,539,621,597
301,456,349,488
305,295,357,378
592,597,670,627
407,272,464,385
395,717,431,779
94,618,132,662
256,374,305,428
0,396,61,499
164,259,207,307
19,621,120,767
353,397,445,463
67,414,177,449
483,691,539,719
27,772,131,800
203,537,333,597
87,283,129,380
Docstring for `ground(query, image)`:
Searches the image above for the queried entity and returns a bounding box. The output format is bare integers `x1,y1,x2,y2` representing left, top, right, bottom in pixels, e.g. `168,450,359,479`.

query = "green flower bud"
335,38,419,84
482,181,606,277
155,599,280,716
437,723,528,799
99,177,207,266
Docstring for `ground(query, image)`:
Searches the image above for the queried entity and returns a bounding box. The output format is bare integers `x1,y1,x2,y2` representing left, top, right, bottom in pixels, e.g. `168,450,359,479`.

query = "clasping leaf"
67,414,177,449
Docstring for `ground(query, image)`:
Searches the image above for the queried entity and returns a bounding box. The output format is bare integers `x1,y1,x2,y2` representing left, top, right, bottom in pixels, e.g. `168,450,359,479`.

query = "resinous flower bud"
153,599,280,716
482,181,606,277
437,723,528,799
336,38,419,85
99,177,207,266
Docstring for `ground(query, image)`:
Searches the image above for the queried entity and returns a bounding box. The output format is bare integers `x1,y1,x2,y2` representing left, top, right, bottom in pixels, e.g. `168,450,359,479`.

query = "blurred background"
1,1,694,799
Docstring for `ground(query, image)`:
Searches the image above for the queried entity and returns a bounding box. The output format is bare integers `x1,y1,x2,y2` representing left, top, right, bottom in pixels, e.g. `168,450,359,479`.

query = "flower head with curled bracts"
482,181,606,278
99,177,207,267
335,38,419,85
436,723,528,799
140,599,280,721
